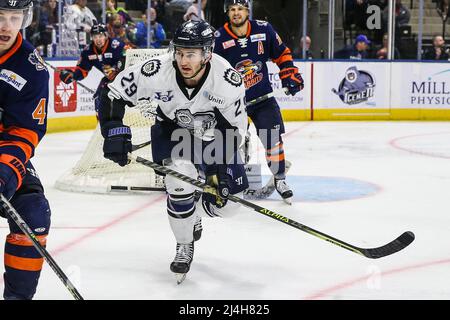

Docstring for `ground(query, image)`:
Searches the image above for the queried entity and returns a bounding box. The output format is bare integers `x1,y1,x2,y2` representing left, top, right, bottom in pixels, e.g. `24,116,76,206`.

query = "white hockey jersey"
108,52,247,141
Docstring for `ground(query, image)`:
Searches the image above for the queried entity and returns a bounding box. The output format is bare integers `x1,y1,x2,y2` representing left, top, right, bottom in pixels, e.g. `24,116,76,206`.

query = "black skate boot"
170,242,194,284
275,178,293,205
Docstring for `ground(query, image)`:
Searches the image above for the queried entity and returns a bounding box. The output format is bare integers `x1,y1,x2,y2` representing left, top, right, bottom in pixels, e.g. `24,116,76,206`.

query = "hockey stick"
0,195,84,300
43,61,96,94
131,140,152,152
110,141,166,192
129,155,415,259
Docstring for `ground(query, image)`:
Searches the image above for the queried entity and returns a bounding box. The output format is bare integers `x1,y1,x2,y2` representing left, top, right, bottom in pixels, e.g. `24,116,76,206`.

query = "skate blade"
174,273,187,285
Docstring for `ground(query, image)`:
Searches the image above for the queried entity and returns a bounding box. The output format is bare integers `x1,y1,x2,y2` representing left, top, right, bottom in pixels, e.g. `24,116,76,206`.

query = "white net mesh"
55,49,168,194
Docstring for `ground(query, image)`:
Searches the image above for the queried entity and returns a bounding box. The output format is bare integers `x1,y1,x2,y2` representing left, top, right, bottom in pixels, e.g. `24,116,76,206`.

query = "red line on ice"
304,257,450,300
0,194,166,287
389,131,450,159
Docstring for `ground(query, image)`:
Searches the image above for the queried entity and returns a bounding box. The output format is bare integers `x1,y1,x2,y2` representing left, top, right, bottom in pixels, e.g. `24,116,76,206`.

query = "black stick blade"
363,231,415,259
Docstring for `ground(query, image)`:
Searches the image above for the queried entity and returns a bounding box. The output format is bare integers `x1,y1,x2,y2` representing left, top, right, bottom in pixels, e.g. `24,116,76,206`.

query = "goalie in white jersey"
98,20,249,283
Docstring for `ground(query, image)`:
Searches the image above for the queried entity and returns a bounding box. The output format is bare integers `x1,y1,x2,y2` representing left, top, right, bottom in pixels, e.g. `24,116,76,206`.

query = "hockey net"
55,49,168,194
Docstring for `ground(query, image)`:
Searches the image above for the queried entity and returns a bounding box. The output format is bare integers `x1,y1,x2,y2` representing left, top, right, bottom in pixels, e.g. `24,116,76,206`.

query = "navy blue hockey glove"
101,121,132,167
0,161,19,218
60,69,74,84
202,166,230,209
280,67,304,96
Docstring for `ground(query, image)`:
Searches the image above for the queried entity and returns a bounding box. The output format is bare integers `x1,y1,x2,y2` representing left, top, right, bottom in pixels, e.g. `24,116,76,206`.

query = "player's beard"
229,15,249,28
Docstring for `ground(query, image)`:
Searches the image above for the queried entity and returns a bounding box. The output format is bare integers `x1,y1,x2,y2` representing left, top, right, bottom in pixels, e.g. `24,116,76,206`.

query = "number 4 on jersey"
32,98,47,125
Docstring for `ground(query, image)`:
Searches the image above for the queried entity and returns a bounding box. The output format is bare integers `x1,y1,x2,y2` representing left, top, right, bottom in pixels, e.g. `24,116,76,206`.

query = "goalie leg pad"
165,159,198,244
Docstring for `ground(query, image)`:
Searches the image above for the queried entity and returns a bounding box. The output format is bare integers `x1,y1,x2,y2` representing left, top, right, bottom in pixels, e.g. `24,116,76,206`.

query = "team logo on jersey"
250,33,266,42
224,68,243,87
235,59,263,89
111,39,120,49
174,109,217,137
141,59,161,77
0,69,27,91
222,39,235,49
256,20,268,27
28,50,47,71
154,90,174,102
88,54,97,60
104,52,113,59
237,38,248,48
332,66,375,105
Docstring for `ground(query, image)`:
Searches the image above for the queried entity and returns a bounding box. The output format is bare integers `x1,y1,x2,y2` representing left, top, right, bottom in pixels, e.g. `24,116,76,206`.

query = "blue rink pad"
262,175,380,202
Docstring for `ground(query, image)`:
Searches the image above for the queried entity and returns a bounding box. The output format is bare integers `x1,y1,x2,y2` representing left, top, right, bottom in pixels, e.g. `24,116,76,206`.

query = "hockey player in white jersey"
98,20,249,283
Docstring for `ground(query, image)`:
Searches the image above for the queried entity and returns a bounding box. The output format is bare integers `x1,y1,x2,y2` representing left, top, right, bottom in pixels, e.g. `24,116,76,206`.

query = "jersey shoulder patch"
28,49,47,72
255,20,269,27
141,59,161,77
111,38,121,49
223,68,243,88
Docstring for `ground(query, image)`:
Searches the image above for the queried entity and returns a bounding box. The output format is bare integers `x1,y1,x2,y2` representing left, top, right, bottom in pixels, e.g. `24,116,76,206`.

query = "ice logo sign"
332,66,375,105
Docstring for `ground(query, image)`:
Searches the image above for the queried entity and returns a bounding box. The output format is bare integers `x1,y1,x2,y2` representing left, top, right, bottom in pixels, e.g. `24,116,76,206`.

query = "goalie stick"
129,154,415,259
0,195,84,300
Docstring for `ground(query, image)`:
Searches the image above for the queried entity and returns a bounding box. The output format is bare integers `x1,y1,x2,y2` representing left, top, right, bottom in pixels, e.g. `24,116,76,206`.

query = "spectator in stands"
376,33,401,59
107,13,137,49
24,1,41,47
63,0,97,33
126,0,146,12
297,36,314,59
423,35,450,60
184,0,207,21
37,0,59,53
153,0,167,19
335,34,371,59
106,0,134,25
382,0,410,32
344,0,370,30
40,0,58,27
300,36,314,59
136,7,166,48
435,0,449,23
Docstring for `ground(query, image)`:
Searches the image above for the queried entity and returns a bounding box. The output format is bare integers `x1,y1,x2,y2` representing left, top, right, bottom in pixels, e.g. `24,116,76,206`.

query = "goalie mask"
0,0,34,29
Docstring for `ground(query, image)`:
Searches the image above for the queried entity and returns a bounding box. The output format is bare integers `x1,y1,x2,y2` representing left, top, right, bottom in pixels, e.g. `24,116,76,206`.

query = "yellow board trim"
46,109,450,134
283,109,450,121
47,116,98,133
280,109,311,121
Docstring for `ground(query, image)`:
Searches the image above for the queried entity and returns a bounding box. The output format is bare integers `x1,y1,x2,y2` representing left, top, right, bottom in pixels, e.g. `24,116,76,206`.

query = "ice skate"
275,178,293,205
170,242,194,284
